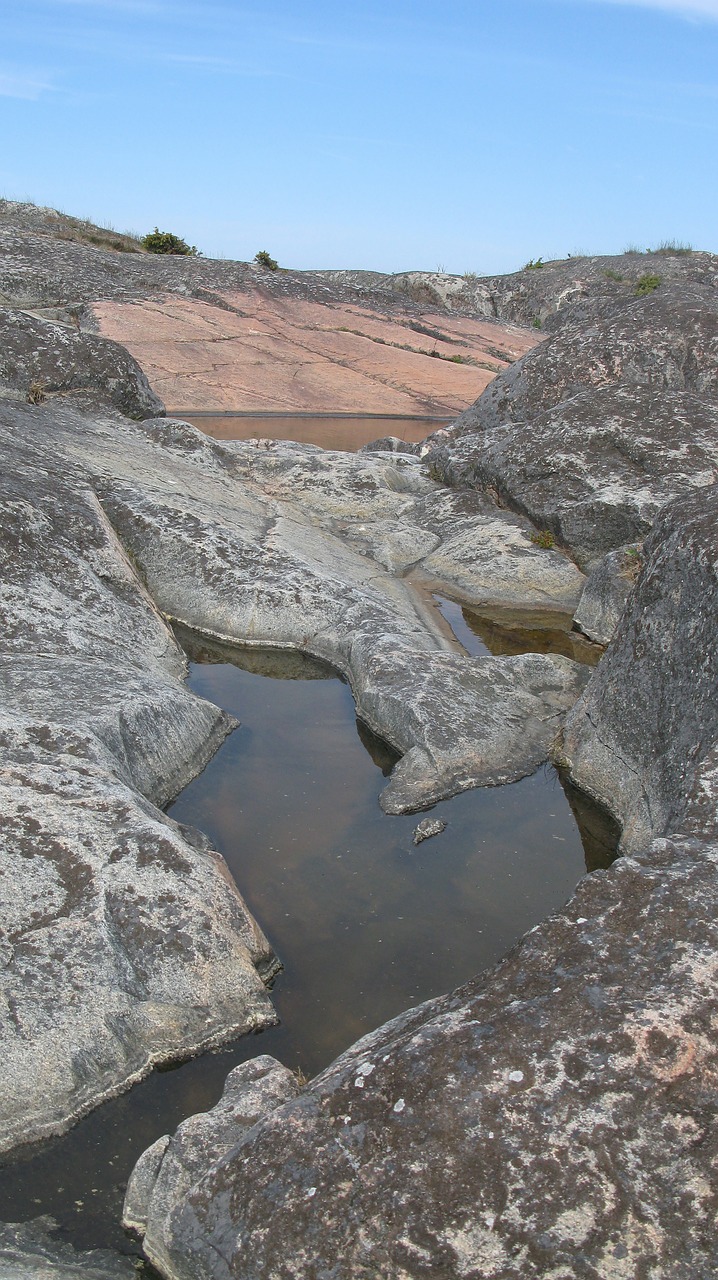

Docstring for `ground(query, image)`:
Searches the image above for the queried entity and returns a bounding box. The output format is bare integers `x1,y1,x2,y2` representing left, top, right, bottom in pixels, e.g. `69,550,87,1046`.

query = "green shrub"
254,249,279,270
634,273,661,296
532,316,542,329
524,257,544,270
650,240,693,256
142,227,197,255
530,529,555,549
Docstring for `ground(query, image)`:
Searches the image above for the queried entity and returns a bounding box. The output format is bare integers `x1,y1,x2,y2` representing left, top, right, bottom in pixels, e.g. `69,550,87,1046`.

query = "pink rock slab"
93,291,539,415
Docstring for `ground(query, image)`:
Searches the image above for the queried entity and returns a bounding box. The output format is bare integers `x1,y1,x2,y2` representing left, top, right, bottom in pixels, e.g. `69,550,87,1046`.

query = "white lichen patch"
441,1221,513,1275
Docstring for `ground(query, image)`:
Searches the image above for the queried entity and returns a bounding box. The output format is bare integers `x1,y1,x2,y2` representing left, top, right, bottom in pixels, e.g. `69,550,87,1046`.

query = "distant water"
174,412,449,451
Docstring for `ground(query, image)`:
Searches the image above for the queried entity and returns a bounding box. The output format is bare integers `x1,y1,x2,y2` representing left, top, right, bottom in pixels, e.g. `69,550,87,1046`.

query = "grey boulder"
0,307,164,419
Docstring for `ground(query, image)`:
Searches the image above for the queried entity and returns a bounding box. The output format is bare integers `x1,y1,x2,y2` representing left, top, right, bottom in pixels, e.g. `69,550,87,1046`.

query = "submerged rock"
411,816,446,844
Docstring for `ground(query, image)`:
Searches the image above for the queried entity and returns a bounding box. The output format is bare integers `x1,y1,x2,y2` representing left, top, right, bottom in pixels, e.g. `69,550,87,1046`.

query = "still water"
177,413,448,451
0,638,616,1256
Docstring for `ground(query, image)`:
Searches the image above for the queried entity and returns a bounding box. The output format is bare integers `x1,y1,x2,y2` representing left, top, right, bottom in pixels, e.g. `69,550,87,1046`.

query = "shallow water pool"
0,637,617,1255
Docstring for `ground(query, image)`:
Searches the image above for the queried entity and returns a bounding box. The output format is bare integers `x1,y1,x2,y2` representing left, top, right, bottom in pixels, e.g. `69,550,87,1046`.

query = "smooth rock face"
0,412,278,1152
0,1218,135,1279
0,308,164,420
560,486,718,854
122,486,718,1280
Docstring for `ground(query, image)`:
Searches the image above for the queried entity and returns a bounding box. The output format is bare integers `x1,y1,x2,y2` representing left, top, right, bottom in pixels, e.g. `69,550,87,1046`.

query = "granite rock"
0,307,164,419
573,544,643,645
560,485,718,853
123,484,718,1280
0,1218,135,1279
0,396,590,1153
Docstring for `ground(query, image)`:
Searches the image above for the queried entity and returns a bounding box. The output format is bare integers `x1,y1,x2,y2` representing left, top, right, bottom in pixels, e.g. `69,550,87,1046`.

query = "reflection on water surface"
434,594,604,666
0,637,616,1256
177,412,447,451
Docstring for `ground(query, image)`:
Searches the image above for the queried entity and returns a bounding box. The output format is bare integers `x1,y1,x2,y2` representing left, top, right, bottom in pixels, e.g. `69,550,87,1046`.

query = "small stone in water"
412,817,447,845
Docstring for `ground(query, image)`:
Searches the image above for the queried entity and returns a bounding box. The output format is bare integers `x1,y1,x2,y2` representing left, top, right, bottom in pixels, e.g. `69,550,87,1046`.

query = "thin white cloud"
44,0,165,10
0,72,53,99
585,0,718,17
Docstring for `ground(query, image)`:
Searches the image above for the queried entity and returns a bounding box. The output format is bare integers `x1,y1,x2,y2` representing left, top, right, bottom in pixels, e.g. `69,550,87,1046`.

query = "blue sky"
1,0,716,272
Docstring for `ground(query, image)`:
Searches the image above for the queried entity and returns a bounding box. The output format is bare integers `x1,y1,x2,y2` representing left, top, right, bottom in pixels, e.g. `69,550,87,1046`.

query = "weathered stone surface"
123,483,718,1279
428,380,718,567
444,285,718,435
390,251,718,332
0,393,591,1154
352,642,588,813
124,823,718,1280
0,1218,135,1279
0,308,163,419
560,486,718,854
573,544,643,645
123,1056,299,1276
0,214,536,417
412,816,446,844
0,415,278,1153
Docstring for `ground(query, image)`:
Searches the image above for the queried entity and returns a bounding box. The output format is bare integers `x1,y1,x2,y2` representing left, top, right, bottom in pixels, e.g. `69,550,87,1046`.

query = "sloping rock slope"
0,411,279,1154
0,1218,136,1280
124,476,718,1280
0,207,536,416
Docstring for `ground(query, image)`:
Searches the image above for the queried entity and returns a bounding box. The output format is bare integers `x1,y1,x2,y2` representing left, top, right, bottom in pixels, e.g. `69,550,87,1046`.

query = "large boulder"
0,308,164,419
559,485,718,853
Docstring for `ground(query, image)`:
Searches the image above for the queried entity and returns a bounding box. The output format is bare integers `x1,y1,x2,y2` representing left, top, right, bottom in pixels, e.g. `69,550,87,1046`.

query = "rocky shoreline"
1,204,716,1276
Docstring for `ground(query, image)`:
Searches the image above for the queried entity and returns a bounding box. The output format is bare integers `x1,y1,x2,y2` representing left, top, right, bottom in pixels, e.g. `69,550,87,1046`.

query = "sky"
1,0,716,273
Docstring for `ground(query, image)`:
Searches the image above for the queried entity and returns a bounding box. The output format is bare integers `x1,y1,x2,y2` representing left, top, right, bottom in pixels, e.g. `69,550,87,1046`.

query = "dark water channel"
0,637,617,1258
177,412,448,451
